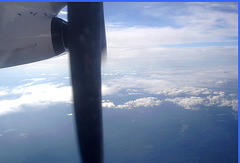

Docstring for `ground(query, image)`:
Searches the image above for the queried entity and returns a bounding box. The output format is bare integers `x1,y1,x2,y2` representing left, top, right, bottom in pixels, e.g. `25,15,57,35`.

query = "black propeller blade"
68,2,104,163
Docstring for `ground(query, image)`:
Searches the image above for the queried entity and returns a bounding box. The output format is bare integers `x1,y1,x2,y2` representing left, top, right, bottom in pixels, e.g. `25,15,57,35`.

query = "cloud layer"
0,81,72,116
102,87,237,111
0,74,237,116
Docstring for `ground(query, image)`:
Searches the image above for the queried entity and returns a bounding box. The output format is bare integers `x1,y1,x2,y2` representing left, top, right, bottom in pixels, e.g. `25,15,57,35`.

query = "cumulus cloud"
165,91,238,111
103,71,237,111
207,93,238,111
165,97,205,110
102,100,115,108
116,97,162,109
102,97,162,109
230,100,238,112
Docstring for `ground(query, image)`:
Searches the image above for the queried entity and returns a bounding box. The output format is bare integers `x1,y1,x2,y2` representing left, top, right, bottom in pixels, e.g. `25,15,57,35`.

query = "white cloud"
0,76,236,115
101,66,237,112
153,87,212,96
107,26,237,49
102,100,115,108
103,85,237,111
126,89,142,95
50,74,58,76
126,89,139,92
102,75,174,96
166,97,205,110
22,78,46,82
231,100,238,112
116,97,162,109
140,3,237,37
102,84,116,96
0,82,72,116
102,97,162,109
21,78,46,86
165,92,238,111
0,90,8,97
102,66,237,97
102,72,120,76
104,3,237,76
105,44,237,70
216,80,227,85
207,94,238,111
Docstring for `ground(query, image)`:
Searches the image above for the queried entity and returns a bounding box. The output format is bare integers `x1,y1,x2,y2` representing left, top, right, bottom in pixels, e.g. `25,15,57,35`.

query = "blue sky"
0,2,237,115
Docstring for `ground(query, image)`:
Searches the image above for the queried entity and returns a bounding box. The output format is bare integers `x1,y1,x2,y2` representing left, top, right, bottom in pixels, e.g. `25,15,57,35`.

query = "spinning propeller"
0,2,106,163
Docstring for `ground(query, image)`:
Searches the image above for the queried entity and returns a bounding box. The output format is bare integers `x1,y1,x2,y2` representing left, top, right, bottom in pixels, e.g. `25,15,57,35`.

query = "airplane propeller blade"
68,2,104,163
